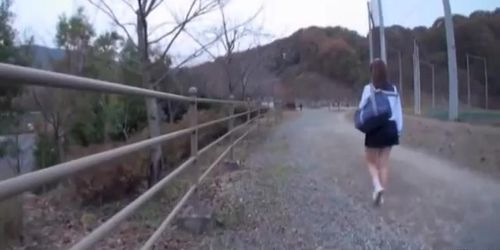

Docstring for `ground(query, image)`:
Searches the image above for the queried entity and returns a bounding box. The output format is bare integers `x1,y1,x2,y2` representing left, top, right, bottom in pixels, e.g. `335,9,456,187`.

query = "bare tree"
237,42,264,99
32,7,95,163
33,89,77,162
185,1,265,98
88,0,222,185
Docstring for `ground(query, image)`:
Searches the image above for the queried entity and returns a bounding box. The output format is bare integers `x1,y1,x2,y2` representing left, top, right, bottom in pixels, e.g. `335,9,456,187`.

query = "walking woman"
358,59,403,206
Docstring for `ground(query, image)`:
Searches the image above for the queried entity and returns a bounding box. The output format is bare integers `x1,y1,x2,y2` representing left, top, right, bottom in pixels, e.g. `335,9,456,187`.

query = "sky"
10,0,500,64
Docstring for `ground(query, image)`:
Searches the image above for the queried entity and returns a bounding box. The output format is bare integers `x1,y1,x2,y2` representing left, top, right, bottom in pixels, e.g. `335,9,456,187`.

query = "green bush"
70,99,105,146
70,95,148,145
71,120,101,147
108,96,147,141
33,133,60,193
0,139,8,158
34,133,59,170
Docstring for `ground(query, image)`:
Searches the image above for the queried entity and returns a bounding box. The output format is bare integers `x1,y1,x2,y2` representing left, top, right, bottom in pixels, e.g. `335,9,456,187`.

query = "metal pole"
246,98,251,123
367,1,374,62
417,54,421,115
466,54,471,107
257,99,261,128
443,0,459,120
398,51,403,100
413,40,421,115
245,98,252,148
413,41,417,114
228,94,235,161
432,64,436,108
188,87,199,183
484,59,489,109
377,0,387,62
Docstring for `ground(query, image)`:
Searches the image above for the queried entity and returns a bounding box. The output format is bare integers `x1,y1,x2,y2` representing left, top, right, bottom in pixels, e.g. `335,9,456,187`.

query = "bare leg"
365,148,382,191
378,147,392,189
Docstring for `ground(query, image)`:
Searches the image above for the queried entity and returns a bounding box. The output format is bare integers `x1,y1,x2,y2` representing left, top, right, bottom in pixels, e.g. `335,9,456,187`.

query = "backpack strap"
368,84,379,115
379,84,399,97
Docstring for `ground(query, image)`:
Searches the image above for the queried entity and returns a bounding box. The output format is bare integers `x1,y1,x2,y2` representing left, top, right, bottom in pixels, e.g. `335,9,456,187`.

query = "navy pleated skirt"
365,120,399,148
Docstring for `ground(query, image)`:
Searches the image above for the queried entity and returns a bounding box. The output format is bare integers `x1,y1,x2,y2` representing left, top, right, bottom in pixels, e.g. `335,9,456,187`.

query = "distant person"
299,103,303,111
357,59,403,206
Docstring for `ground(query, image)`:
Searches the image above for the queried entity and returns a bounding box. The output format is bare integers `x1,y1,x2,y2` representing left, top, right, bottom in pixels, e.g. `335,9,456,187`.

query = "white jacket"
358,84,403,133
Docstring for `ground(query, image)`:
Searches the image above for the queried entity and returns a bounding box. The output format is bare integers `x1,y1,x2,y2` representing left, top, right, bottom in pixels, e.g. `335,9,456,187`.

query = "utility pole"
431,64,436,109
442,0,459,120
377,0,387,62
485,59,488,109
398,51,403,100
413,40,421,115
367,1,374,62
466,54,471,107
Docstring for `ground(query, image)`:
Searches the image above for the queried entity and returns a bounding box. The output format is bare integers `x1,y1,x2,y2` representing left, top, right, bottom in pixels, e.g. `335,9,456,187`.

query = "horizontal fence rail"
0,110,251,201
141,123,256,250
0,63,271,249
71,118,258,250
0,63,244,105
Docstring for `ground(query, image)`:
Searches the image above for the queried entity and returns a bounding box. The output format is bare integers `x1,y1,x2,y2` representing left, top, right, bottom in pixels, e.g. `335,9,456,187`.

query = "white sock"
372,176,383,192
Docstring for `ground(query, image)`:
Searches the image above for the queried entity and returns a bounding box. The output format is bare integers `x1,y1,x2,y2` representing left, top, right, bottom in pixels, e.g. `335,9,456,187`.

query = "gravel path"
200,109,500,250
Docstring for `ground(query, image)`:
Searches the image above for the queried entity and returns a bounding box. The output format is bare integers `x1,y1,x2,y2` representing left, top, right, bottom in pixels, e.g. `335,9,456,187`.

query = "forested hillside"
185,8,500,108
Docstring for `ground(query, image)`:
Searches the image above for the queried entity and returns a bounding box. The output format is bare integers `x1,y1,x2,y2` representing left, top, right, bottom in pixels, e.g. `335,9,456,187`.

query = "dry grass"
402,115,500,177
0,167,23,248
0,196,22,248
65,110,227,205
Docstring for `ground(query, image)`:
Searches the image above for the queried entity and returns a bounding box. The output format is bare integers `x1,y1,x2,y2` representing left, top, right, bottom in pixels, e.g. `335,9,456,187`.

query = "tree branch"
138,0,146,14
172,45,207,69
149,21,177,35
33,90,55,126
219,2,231,52
152,32,220,86
146,0,164,16
148,25,183,46
183,30,219,59
158,0,219,59
120,0,136,12
88,0,138,48
154,0,197,53
212,2,263,57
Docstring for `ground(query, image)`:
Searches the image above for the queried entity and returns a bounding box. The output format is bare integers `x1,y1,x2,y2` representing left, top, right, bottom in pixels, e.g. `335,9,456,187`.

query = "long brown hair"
370,58,388,89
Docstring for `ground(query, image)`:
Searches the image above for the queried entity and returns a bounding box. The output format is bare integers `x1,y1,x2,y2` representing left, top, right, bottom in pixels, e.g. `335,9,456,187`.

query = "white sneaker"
373,189,384,206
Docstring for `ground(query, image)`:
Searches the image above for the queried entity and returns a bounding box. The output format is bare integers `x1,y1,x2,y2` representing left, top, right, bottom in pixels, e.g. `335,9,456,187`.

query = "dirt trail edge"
197,109,500,250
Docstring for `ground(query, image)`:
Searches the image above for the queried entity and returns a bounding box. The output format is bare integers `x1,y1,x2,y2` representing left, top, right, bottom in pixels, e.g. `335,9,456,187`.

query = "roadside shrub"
34,133,59,170
33,133,60,193
70,96,148,146
71,119,103,147
0,194,22,248
70,144,148,205
108,96,147,142
68,109,227,205
161,110,227,168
